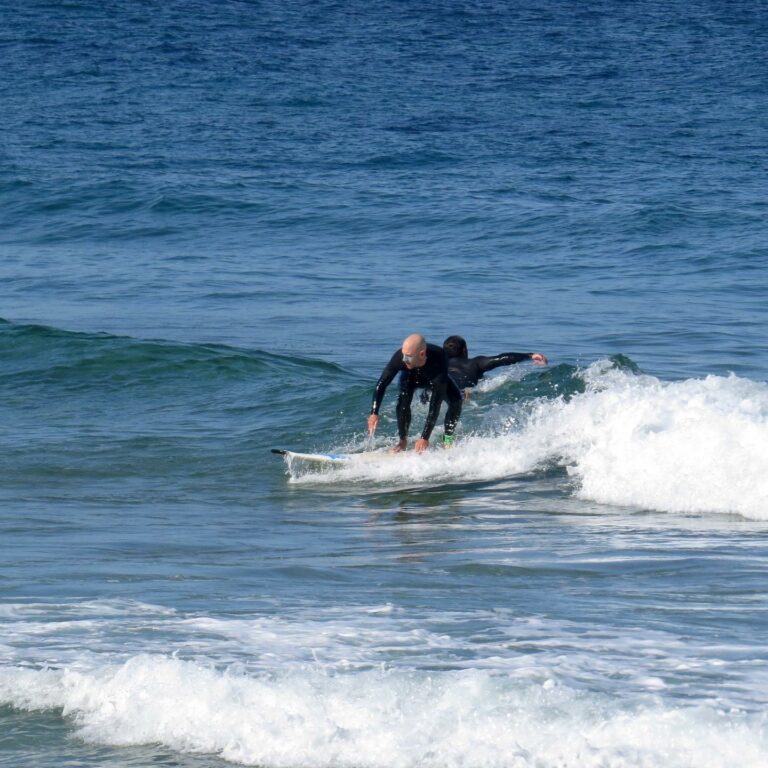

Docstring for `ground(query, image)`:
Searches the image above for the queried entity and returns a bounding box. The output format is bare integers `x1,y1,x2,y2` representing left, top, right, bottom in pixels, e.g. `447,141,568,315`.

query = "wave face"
0,318,345,393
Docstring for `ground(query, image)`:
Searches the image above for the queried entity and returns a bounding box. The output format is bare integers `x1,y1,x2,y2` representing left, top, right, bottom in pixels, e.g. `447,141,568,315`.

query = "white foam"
0,600,182,667
1,657,766,768
545,365,768,519
295,365,768,519
6,602,766,707
4,599,768,766
473,363,528,393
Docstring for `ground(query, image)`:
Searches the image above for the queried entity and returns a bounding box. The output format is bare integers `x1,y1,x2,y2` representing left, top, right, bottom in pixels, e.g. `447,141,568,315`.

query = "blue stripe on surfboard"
271,448,403,464
271,448,350,462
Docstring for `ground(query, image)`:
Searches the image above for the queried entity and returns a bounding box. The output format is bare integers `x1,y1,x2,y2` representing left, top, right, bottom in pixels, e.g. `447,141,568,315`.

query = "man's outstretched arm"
474,352,548,375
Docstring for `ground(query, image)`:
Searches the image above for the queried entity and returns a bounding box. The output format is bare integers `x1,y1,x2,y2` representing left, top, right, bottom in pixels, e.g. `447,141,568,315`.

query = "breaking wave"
288,362,768,520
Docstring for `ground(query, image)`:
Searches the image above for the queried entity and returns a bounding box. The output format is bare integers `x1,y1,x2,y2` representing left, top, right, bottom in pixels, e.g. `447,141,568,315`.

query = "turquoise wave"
0,318,349,393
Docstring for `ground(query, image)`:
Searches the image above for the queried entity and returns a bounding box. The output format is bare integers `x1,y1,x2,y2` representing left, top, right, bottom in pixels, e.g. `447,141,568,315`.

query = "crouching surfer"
443,335,548,398
367,334,462,452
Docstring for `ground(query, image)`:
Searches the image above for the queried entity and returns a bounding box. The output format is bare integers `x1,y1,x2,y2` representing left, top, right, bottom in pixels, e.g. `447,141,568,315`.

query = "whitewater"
3,596,768,768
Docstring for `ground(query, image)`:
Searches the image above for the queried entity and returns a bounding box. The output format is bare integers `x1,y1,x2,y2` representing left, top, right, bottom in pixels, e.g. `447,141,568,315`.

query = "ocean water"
2,1,768,766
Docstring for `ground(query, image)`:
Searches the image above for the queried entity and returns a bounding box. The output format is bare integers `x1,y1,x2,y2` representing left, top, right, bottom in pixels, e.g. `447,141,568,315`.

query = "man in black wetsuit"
367,334,462,452
443,335,548,396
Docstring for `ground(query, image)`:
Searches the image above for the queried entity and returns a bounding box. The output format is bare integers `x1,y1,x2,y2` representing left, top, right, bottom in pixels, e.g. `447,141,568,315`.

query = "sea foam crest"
1,657,767,768
295,364,768,519
548,364,768,518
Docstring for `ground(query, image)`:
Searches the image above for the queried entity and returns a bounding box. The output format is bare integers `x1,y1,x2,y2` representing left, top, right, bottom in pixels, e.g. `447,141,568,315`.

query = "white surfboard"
271,448,400,465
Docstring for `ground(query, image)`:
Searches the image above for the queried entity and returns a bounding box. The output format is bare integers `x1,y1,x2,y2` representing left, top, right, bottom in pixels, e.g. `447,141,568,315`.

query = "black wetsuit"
371,344,462,441
448,352,534,390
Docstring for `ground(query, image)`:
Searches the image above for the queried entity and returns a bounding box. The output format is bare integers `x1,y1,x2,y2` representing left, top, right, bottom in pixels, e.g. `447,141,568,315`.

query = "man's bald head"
401,334,427,369
402,334,426,355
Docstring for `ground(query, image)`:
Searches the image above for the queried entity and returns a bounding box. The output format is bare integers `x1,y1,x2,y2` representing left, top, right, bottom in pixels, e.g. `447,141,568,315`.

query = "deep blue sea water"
1,2,768,766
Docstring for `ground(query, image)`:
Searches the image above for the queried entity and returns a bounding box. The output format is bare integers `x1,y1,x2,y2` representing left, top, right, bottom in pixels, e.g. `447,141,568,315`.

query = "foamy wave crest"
1,657,766,768
545,364,768,518
295,364,768,519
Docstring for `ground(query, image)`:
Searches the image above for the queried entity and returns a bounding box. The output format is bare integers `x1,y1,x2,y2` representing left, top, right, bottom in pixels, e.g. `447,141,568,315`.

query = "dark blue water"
1,2,767,767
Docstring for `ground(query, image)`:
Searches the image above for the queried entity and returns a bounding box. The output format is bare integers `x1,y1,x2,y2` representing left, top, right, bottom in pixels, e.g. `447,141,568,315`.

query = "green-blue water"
1,2,767,766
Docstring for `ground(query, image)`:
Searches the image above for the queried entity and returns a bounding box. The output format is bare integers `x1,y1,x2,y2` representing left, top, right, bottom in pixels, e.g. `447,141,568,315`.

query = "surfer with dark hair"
443,335,548,395
368,334,463,452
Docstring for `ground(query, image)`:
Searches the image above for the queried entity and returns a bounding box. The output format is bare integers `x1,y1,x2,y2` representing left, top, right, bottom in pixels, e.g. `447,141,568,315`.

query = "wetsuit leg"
396,372,417,441
443,378,463,437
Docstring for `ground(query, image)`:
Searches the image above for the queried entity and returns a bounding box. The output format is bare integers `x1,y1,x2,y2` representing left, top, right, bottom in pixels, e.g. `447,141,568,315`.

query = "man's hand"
367,414,379,435
414,438,429,453
391,438,407,453
531,353,548,366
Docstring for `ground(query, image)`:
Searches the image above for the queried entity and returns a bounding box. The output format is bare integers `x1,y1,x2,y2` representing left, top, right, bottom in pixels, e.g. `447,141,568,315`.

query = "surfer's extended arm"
474,352,548,375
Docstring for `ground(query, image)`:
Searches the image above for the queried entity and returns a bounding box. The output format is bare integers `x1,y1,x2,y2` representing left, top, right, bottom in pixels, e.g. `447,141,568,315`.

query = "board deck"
271,448,400,465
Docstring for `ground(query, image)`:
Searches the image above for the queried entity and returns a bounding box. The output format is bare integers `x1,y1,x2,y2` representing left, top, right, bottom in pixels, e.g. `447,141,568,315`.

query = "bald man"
367,334,462,452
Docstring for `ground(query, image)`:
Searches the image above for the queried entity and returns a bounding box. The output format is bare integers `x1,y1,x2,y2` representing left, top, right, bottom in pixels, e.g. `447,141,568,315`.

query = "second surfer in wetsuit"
443,335,548,395
367,334,463,452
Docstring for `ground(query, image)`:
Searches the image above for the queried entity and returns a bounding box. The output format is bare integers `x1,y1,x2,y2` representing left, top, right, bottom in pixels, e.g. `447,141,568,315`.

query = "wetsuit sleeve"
421,373,447,440
371,350,404,415
473,353,532,375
